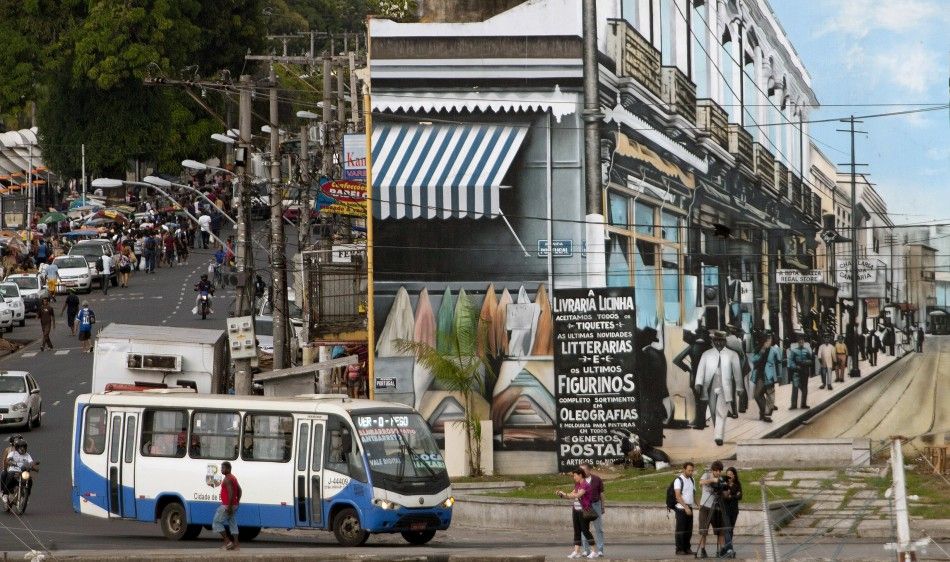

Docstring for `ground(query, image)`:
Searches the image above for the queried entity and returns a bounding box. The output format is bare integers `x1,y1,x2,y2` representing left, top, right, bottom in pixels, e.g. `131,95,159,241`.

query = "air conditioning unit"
127,353,182,372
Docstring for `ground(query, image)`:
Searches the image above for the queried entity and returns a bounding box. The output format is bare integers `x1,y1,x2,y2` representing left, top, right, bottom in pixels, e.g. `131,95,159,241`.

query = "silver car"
0,371,42,430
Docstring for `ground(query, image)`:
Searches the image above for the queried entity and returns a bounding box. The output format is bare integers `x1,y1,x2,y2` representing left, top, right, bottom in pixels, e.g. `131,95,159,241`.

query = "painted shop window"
635,201,655,235
609,193,629,226
607,232,631,288
691,1,709,96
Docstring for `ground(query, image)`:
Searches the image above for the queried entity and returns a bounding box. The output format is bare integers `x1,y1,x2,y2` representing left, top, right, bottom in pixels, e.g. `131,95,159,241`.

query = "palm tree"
396,293,493,476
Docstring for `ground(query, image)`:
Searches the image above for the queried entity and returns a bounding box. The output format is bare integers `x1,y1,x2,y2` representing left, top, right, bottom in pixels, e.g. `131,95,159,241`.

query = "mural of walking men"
673,327,711,430
695,330,742,446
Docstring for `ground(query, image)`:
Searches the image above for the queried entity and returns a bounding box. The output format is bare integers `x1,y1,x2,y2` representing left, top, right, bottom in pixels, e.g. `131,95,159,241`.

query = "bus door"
106,409,139,519
294,417,326,527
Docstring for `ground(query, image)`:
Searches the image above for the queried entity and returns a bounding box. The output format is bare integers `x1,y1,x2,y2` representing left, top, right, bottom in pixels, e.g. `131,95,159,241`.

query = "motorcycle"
198,292,211,320
5,466,35,515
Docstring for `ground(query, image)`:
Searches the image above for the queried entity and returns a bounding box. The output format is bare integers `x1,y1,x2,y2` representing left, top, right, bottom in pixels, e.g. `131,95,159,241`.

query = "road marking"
22,352,37,358
55,350,69,355
52,401,61,407
66,390,75,395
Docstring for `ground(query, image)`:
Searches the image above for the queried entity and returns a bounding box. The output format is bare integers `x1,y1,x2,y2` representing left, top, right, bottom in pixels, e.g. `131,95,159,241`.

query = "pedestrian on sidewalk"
695,331,742,447
915,325,925,353
38,298,55,351
725,326,749,417
672,462,696,556
557,467,598,559
720,467,742,558
580,462,606,558
817,336,835,390
213,461,241,551
788,334,812,410
97,253,111,295
695,461,725,559
834,336,848,383
62,289,80,336
884,325,895,356
867,329,881,367
748,334,775,422
76,302,96,353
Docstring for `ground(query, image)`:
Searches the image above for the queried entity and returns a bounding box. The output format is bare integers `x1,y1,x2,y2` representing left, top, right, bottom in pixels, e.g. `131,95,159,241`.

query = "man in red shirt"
212,461,241,550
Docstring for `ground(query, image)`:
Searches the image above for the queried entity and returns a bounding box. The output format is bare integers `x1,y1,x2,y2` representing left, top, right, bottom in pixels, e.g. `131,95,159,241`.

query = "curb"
762,352,914,439
6,553,547,562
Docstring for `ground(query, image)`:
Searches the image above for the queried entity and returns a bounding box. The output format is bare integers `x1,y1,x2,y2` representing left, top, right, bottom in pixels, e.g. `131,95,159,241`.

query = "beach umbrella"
38,211,68,225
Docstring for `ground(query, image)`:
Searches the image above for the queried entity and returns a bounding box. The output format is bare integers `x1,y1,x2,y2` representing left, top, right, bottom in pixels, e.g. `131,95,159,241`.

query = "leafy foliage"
396,294,494,476
0,0,404,177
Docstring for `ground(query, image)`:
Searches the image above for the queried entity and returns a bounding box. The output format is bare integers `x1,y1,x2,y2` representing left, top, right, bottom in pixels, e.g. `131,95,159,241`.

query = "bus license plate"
410,522,426,531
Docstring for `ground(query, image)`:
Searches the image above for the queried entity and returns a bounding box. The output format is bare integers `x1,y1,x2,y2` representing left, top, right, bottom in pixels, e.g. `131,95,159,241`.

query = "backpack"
666,475,686,511
95,256,104,272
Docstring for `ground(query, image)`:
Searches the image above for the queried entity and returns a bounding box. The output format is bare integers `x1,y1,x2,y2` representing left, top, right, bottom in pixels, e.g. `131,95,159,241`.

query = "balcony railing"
696,99,729,150
728,124,754,177
661,66,696,123
754,142,776,192
812,194,822,220
607,19,662,99
789,173,803,208
776,162,789,200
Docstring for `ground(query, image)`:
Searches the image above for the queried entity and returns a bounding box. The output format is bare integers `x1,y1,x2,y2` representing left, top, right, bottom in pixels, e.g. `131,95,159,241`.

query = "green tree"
395,294,493,476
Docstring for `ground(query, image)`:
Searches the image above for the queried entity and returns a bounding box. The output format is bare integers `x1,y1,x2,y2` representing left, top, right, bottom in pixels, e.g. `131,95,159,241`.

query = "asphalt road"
789,335,949,449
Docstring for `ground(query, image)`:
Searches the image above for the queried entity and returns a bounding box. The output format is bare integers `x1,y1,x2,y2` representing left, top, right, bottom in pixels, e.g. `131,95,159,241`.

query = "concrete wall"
453,493,803,536
736,438,871,469
418,0,527,23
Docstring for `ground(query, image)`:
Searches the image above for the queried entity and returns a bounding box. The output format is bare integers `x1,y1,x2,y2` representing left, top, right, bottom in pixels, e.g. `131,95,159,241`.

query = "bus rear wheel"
159,502,190,540
332,507,369,547
238,526,261,542
401,530,436,545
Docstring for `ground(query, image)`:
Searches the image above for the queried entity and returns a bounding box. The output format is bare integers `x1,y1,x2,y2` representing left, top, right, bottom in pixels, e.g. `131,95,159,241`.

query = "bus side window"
242,413,293,462
83,406,107,455
140,409,188,458
324,415,366,482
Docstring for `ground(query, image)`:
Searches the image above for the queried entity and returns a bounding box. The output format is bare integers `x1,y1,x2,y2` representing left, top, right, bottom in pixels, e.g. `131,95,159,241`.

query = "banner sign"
318,177,367,216
836,259,878,283
342,134,367,182
553,287,638,472
776,269,824,284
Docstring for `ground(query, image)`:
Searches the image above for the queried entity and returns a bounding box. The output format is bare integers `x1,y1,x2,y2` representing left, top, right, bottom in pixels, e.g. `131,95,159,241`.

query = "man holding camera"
695,460,725,559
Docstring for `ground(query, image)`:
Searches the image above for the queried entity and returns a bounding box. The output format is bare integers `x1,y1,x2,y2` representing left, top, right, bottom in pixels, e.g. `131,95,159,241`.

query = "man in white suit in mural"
695,330,742,446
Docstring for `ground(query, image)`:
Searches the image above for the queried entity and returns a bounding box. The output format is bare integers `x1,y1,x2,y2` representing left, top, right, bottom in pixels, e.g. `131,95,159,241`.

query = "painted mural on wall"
374,282,672,460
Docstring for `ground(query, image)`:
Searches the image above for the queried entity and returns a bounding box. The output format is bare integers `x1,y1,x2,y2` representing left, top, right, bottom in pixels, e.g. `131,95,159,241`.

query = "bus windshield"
355,413,446,479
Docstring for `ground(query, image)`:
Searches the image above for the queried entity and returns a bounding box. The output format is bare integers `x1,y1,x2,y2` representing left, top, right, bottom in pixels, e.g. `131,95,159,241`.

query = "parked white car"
0,371,42,430
52,255,93,294
0,305,13,331
0,283,26,327
4,273,49,315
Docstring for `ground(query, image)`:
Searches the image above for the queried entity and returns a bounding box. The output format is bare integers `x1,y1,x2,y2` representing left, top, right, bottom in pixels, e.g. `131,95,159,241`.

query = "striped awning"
372,122,528,219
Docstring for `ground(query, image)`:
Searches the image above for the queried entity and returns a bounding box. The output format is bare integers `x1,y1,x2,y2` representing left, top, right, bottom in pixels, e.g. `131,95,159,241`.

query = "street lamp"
211,133,236,145
92,177,225,247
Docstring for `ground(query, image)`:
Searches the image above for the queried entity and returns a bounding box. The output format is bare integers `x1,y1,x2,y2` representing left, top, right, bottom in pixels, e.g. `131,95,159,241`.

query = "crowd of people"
675,319,926,447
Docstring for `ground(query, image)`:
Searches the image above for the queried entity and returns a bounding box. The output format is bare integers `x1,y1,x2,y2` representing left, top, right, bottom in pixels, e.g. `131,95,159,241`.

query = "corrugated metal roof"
97,323,225,345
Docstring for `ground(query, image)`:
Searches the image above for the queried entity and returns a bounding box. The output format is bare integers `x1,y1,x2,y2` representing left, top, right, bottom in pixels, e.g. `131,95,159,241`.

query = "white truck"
92,324,228,393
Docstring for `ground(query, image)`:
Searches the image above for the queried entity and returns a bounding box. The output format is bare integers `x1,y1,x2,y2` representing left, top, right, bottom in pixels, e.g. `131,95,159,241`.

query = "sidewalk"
661,351,907,461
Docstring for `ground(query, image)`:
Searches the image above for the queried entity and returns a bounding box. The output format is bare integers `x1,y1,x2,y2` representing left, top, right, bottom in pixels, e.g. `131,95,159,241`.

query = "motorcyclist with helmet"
194,273,215,316
2,438,38,504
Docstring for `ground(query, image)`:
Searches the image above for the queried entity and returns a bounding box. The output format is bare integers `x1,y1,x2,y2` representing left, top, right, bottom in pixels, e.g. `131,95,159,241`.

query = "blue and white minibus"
71,391,453,546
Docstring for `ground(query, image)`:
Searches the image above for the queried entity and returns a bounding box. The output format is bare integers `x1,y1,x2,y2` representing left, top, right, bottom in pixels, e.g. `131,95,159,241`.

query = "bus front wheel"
238,526,261,542
332,507,369,547
159,502,190,540
401,530,436,545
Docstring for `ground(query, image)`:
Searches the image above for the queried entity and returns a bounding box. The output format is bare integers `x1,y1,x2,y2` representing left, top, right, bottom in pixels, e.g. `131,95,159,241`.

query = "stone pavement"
661,352,904,462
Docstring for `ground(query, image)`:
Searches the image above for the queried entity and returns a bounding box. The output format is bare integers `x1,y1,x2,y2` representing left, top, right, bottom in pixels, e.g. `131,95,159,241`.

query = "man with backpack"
668,461,696,556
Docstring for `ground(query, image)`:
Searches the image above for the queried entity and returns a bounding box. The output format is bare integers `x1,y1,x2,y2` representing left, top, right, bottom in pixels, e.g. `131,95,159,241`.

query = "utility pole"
81,143,86,202
838,115,866,379
233,74,255,395
26,144,33,241
582,0,605,287
888,437,918,561
269,62,290,369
